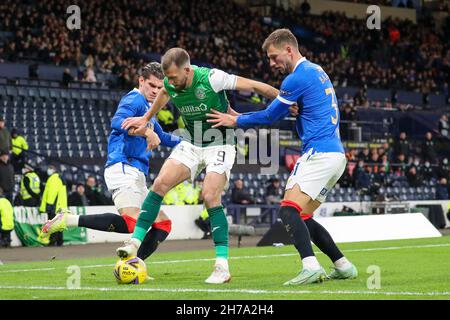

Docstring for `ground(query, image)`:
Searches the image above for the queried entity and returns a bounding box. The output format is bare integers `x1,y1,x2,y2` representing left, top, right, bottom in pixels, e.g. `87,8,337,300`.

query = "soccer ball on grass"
113,256,148,284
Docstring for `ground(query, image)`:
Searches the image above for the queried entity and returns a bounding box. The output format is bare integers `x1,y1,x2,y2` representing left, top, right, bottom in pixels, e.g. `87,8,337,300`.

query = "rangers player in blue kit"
207,29,358,285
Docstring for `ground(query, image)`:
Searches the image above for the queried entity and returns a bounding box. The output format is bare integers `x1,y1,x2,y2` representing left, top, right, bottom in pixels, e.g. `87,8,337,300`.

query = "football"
113,256,148,284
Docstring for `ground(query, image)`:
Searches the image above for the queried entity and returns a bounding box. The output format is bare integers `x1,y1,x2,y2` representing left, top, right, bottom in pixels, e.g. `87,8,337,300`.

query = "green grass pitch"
0,236,449,300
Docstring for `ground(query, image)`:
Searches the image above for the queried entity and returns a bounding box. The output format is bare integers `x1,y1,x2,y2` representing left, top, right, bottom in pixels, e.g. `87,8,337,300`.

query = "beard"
174,77,188,91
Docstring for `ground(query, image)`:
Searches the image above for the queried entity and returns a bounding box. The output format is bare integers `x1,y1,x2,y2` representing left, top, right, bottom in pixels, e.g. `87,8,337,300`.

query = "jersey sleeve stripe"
276,95,296,105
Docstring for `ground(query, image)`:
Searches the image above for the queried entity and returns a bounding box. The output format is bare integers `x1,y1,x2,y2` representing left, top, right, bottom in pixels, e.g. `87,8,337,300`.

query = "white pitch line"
0,285,448,297
1,243,449,274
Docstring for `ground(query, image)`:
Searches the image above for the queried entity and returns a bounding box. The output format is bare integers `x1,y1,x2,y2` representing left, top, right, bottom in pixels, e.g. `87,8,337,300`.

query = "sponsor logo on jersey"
195,87,206,100
280,90,291,96
179,103,208,114
320,188,328,196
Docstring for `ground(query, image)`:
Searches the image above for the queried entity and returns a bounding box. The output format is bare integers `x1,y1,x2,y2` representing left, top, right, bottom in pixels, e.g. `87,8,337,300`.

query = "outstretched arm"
207,98,291,128
234,76,279,100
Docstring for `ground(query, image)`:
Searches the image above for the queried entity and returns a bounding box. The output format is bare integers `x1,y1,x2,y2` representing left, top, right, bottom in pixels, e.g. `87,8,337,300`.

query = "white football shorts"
285,150,347,203
104,162,148,209
168,140,236,187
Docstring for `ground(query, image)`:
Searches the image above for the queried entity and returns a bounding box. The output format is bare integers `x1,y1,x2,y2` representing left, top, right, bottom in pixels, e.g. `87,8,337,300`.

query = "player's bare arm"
235,76,279,100
233,77,299,116
121,87,171,130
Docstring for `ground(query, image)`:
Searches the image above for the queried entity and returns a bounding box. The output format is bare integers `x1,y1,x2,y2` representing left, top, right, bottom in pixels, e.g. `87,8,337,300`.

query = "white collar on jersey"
293,57,307,72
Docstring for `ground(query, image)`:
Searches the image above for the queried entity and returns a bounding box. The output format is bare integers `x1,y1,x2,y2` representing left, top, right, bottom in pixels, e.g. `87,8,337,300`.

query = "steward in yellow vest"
19,164,41,206
39,165,67,246
0,187,14,248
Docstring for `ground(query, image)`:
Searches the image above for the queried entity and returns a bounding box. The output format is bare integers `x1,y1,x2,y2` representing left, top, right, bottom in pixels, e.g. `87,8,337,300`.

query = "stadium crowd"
0,0,449,96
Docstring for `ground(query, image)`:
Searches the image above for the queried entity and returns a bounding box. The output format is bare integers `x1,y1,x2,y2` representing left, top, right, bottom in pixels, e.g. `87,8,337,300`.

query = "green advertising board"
13,206,87,247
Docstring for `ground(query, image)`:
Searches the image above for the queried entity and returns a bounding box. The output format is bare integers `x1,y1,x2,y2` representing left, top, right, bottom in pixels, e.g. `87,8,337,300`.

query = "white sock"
334,257,352,270
302,256,321,271
131,238,142,248
216,257,229,270
65,214,79,227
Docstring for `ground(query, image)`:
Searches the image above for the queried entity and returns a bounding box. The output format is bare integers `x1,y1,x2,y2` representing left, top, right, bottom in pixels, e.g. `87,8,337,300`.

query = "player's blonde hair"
161,48,190,71
262,29,299,51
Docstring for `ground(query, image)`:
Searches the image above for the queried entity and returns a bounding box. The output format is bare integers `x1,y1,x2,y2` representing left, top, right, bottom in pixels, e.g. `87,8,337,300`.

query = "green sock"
132,191,163,242
208,206,229,259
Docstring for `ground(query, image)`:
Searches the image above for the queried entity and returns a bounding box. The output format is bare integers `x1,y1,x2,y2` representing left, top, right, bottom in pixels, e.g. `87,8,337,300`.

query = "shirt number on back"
325,87,338,125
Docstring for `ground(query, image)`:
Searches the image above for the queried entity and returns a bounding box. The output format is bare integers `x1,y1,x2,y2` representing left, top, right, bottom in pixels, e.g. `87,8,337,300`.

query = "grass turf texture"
0,236,449,300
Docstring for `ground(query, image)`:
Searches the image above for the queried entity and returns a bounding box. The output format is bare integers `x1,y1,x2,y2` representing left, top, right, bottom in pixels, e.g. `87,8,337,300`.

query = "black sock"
279,206,315,258
304,218,344,263
137,228,169,261
78,213,129,233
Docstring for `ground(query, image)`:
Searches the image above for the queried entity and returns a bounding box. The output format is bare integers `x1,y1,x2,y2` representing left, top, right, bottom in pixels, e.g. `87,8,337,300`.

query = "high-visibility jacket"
12,135,28,156
185,184,201,205
200,207,209,221
157,109,175,125
20,172,41,200
39,173,67,213
0,196,14,231
163,183,187,205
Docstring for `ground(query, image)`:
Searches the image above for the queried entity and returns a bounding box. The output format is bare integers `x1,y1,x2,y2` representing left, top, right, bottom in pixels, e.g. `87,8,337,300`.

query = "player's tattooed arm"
121,88,171,130
235,77,279,100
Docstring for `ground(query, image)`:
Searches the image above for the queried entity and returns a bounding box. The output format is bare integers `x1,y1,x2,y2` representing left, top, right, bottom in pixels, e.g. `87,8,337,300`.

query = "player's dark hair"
138,62,164,80
161,48,190,71
262,28,299,51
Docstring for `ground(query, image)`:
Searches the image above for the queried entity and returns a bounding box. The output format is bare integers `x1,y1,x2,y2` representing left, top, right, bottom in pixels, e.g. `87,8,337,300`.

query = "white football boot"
116,238,140,259
205,264,231,284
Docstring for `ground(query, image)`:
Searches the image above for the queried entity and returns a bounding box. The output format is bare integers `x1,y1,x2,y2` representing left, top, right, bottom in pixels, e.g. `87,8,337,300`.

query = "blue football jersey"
277,58,344,154
105,88,180,175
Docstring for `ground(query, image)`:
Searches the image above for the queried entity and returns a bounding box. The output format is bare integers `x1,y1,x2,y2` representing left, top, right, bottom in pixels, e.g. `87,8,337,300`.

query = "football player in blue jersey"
207,29,357,285
43,62,180,262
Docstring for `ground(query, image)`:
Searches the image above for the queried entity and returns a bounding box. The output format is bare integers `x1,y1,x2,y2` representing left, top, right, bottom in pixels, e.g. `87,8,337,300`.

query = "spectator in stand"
395,132,410,159
10,128,28,173
62,68,74,87
0,117,11,154
422,132,437,164
231,179,254,204
439,114,449,137
422,161,436,180
380,154,390,173
435,178,449,200
354,88,367,106
381,142,394,161
0,151,14,203
265,178,283,204
338,166,354,188
353,160,365,183
437,158,449,180
84,176,106,206
356,165,374,191
340,103,358,141
407,166,422,187
358,148,370,162
69,183,89,207
83,66,97,83
374,166,387,191
2,1,447,94
300,0,311,15
395,153,408,175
